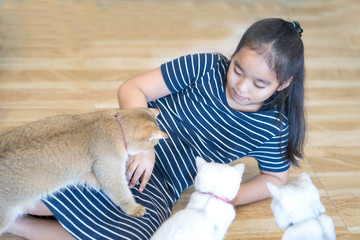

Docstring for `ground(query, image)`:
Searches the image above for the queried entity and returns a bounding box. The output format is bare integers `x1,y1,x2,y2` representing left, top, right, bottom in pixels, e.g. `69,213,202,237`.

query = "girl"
7,18,305,240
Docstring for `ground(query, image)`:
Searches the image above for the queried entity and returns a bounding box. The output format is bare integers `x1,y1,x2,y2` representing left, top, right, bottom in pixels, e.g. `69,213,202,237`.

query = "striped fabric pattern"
151,53,290,198
44,52,290,240
44,170,173,240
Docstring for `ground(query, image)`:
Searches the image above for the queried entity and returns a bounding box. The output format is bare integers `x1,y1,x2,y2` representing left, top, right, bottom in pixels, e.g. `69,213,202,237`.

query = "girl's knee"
28,201,53,216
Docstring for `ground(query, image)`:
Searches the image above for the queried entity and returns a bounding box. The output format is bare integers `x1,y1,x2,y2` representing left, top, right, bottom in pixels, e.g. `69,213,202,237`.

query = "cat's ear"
195,157,207,170
267,182,280,198
299,172,312,183
148,108,160,117
150,130,168,141
233,163,245,177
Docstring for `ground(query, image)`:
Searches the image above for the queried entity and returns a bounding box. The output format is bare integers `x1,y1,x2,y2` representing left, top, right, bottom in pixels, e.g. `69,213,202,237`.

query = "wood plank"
0,0,359,239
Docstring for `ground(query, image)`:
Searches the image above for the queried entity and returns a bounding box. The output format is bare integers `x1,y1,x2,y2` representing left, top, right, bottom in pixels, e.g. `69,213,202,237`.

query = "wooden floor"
0,0,359,239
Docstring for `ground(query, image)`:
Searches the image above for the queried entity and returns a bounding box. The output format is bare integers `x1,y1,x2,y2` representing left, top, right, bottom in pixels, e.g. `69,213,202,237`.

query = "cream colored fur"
0,107,168,235
151,157,244,240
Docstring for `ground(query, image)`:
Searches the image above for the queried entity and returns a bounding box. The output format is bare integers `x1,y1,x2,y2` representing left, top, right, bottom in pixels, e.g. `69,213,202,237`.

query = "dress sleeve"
248,124,290,172
160,53,219,94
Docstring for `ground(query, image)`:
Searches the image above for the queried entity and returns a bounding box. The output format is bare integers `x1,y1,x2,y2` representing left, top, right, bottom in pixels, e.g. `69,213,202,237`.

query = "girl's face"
226,46,285,112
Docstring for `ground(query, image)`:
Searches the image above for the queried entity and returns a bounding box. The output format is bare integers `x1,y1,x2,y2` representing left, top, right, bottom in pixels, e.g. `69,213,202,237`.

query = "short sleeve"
160,53,219,94
248,125,290,172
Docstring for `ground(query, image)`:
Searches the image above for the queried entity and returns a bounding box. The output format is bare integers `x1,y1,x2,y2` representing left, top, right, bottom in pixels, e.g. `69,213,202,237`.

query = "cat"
151,156,245,240
0,107,168,235
267,172,336,240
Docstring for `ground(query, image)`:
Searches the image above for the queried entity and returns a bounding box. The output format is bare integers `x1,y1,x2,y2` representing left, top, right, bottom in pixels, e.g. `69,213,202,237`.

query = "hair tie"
290,21,303,37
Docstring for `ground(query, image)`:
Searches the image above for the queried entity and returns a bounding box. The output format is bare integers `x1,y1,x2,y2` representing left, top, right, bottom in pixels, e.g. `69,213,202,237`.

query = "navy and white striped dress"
43,53,290,240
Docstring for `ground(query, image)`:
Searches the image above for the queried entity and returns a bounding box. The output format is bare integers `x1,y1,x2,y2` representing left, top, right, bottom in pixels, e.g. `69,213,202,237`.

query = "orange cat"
0,107,168,235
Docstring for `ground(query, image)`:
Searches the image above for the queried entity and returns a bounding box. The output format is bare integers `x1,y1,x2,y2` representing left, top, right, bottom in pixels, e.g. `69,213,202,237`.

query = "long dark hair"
231,18,306,166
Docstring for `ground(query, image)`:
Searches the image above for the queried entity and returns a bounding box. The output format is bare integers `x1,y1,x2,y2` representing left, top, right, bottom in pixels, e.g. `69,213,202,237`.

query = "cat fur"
267,172,336,240
0,107,168,235
151,157,244,240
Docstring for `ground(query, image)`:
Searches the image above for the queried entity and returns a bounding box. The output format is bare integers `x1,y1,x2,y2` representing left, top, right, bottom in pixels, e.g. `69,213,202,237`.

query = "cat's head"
267,172,326,229
118,108,168,155
194,157,245,201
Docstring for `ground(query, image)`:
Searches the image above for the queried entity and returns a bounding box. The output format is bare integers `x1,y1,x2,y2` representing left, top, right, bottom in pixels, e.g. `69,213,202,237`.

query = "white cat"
151,157,244,240
267,172,336,240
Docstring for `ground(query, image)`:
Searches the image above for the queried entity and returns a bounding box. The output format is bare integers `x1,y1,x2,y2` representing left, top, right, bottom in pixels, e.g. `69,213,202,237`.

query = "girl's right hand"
126,149,156,193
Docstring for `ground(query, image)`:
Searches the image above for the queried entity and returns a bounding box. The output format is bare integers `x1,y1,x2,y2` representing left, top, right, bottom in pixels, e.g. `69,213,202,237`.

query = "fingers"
139,165,154,192
128,163,144,189
126,158,141,188
126,150,155,192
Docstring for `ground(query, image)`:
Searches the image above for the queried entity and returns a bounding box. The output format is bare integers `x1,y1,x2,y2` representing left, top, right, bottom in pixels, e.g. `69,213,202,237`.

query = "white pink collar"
202,192,232,205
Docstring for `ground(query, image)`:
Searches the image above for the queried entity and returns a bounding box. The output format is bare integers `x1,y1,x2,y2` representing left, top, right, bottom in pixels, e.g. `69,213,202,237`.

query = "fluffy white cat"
267,172,336,240
151,157,244,240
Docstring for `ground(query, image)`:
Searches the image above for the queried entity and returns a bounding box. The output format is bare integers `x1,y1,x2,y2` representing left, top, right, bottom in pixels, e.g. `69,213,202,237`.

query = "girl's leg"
28,201,53,216
6,216,75,240
5,201,75,240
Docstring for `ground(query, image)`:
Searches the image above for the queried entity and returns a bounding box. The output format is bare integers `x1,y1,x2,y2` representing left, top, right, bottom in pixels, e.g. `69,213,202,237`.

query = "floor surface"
0,0,359,239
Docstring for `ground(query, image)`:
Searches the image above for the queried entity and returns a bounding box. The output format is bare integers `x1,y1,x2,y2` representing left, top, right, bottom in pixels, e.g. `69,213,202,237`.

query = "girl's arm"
117,67,171,109
232,169,289,205
117,67,172,192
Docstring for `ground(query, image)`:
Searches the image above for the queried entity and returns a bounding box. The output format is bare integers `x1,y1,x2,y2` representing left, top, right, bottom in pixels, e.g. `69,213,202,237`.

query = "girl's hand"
126,149,155,192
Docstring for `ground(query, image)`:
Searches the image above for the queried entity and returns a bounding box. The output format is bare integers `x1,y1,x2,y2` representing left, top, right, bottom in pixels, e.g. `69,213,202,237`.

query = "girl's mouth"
233,90,248,101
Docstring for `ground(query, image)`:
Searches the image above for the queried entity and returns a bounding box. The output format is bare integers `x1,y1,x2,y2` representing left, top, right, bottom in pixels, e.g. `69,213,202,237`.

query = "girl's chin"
231,100,263,112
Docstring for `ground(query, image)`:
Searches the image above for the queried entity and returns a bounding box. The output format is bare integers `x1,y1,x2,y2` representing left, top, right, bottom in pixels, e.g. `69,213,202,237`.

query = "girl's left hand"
126,149,155,192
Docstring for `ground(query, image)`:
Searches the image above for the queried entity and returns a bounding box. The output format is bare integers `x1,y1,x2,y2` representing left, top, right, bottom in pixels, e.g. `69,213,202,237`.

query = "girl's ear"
277,77,293,91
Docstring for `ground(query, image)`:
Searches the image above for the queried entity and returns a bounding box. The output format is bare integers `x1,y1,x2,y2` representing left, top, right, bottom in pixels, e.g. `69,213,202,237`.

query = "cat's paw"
128,204,146,217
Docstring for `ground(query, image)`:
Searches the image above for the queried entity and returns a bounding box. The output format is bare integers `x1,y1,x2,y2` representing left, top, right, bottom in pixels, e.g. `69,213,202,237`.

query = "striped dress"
43,53,290,240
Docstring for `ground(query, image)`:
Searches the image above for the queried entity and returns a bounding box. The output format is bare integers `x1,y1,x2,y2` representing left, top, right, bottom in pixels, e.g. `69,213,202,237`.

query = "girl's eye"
254,84,266,89
234,68,242,76
254,81,266,89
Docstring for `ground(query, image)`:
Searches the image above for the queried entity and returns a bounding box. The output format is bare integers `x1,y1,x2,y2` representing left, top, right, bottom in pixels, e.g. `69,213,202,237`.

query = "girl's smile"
225,46,283,112
233,91,248,101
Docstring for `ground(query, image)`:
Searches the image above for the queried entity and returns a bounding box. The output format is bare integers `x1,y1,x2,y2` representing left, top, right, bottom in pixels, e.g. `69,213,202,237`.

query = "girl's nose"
236,78,249,92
